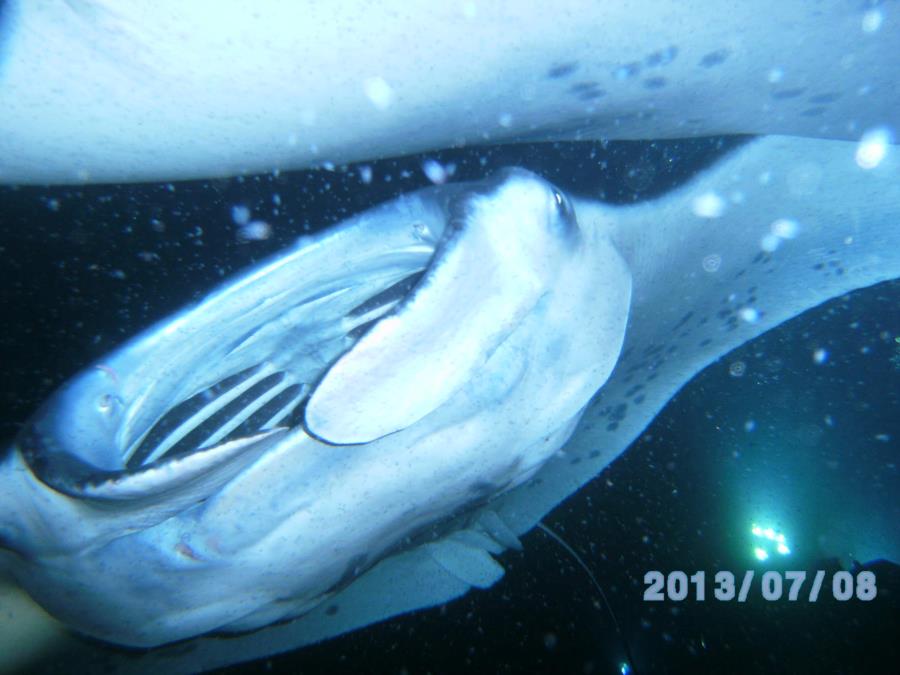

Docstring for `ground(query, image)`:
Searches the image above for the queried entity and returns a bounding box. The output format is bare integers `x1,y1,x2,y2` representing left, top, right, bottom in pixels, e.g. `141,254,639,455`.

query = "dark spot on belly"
606,421,620,431
644,77,667,89
809,92,841,104
801,107,826,117
634,394,646,404
570,81,606,101
325,605,339,616
547,62,579,79
673,311,694,330
645,46,679,67
643,343,664,356
579,88,607,101
772,87,806,100
625,384,644,397
699,49,730,67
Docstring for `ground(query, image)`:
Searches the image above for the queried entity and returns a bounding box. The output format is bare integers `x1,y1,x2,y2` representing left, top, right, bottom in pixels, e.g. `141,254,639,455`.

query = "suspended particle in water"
238,220,272,242
729,360,747,377
422,159,449,184
231,205,251,226
855,127,893,169
770,217,799,239
358,165,373,184
760,233,781,253
363,76,394,110
739,307,759,323
702,253,722,273
861,9,883,33
691,191,726,218
813,348,828,364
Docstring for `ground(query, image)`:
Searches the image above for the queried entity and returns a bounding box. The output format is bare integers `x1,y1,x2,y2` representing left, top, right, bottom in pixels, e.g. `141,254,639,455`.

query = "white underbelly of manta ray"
0,169,632,647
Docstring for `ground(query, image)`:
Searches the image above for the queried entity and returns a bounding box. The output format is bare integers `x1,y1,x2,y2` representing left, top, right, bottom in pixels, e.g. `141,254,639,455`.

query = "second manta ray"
1,135,898,673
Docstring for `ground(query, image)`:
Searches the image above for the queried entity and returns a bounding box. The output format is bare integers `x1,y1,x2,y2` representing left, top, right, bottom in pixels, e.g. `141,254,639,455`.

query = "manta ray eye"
552,189,577,233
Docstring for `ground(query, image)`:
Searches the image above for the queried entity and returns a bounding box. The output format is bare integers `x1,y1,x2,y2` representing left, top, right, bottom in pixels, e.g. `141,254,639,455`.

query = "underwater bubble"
623,156,656,192
855,127,893,169
728,360,746,377
771,218,799,239
363,77,394,110
231,205,251,226
692,191,726,218
422,159,449,184
744,420,756,432
739,307,759,323
702,253,722,273
498,112,514,128
862,9,883,33
358,165,373,184
760,233,781,253
238,220,272,242
813,348,828,364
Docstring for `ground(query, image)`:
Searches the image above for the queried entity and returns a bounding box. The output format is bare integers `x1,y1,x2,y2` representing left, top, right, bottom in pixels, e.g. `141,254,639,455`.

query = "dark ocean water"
1,139,897,674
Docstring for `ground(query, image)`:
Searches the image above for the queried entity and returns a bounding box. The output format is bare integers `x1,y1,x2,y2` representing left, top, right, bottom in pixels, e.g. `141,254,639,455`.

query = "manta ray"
0,1,898,673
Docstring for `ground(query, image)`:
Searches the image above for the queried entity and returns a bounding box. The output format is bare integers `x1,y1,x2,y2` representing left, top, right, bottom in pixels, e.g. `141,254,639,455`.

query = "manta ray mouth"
19,263,430,499
122,364,308,469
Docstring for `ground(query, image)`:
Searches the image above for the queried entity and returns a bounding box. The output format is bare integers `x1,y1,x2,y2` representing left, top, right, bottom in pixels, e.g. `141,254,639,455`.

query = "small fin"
427,538,505,589
478,509,523,551
448,528,504,556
